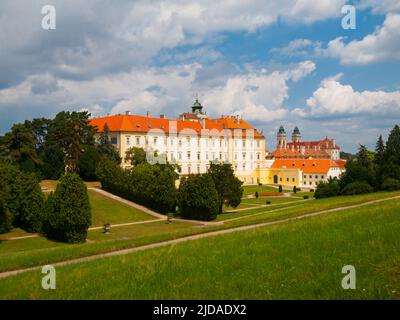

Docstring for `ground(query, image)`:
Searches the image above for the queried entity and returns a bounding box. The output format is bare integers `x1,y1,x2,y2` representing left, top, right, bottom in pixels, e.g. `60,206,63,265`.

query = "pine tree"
374,135,385,189
383,125,400,180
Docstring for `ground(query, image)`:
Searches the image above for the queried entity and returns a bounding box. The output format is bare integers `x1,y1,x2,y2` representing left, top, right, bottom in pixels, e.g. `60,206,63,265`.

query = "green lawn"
88,190,154,226
242,185,290,196
0,191,399,277
1,198,399,299
0,189,155,240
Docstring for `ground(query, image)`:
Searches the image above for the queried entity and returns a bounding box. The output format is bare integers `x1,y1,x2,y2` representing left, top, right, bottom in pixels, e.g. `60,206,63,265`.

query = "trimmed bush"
178,174,219,221
43,173,91,243
342,181,374,196
293,186,297,193
278,185,283,193
381,178,400,191
255,191,259,199
266,201,271,205
303,195,309,199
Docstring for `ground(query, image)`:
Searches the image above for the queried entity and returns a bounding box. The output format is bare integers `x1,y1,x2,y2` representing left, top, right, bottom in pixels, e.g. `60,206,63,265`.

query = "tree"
2,123,40,173
207,162,243,214
383,125,400,180
78,145,101,181
340,145,376,190
0,161,44,233
13,171,45,232
97,124,121,163
374,135,386,188
293,186,297,194
314,178,340,199
43,173,91,243
178,174,219,221
47,111,96,173
0,196,12,234
125,147,147,167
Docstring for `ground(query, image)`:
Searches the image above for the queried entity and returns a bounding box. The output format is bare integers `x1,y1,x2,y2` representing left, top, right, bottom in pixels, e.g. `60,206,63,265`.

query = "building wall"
105,131,266,183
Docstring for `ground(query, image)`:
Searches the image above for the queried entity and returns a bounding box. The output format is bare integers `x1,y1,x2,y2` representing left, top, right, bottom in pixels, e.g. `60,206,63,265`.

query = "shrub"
314,181,340,199
0,162,44,233
266,200,271,205
255,191,259,199
14,172,45,232
43,173,91,243
381,178,400,191
96,158,177,214
310,189,314,192
178,174,219,221
278,185,283,193
303,195,309,199
293,186,297,193
342,181,374,196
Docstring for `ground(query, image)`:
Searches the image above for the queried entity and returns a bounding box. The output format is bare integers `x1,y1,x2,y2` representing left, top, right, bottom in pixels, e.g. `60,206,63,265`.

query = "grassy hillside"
0,198,399,299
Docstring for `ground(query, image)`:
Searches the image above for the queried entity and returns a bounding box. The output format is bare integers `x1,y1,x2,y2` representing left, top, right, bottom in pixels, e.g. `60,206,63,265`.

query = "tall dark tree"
2,123,40,173
97,123,121,163
374,135,386,188
383,125,400,180
47,111,96,173
207,162,243,214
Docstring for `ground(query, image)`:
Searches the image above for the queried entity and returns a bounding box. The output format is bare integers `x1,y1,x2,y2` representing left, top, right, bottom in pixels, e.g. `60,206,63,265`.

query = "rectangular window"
111,137,118,145
197,152,200,160
136,136,140,145
126,136,130,146
187,151,191,160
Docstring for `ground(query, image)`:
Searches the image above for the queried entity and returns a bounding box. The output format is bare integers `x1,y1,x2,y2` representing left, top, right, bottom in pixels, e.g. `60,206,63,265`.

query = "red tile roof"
271,159,342,174
89,114,264,138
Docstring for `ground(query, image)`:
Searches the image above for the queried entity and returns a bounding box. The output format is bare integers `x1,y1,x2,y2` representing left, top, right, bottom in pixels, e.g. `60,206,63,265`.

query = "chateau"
89,99,266,184
89,101,346,188
264,126,346,188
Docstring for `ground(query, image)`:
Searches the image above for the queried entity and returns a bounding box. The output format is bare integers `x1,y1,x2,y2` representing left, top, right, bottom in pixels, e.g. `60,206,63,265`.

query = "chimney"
146,111,150,117
160,114,165,119
125,110,131,115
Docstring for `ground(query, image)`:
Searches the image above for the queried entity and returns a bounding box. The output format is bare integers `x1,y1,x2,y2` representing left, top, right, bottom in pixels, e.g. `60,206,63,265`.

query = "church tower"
292,126,301,143
277,126,287,149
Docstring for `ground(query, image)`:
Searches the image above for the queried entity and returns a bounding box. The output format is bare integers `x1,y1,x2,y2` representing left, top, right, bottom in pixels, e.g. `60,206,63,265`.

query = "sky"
0,0,400,152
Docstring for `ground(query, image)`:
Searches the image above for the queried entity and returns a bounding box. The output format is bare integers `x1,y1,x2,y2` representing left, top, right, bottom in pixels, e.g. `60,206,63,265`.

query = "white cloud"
202,61,316,121
322,14,400,65
294,76,400,117
270,39,321,57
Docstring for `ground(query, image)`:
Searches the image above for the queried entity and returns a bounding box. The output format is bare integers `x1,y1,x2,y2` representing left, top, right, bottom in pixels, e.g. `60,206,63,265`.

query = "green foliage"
0,197,12,234
96,158,178,214
278,185,283,193
43,173,91,243
0,161,44,233
342,181,374,196
125,147,147,167
255,191,259,198
14,172,45,232
78,145,101,181
208,162,243,213
314,179,340,199
303,195,309,199
97,124,121,164
48,111,96,173
293,186,297,193
178,174,219,221
381,178,400,191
